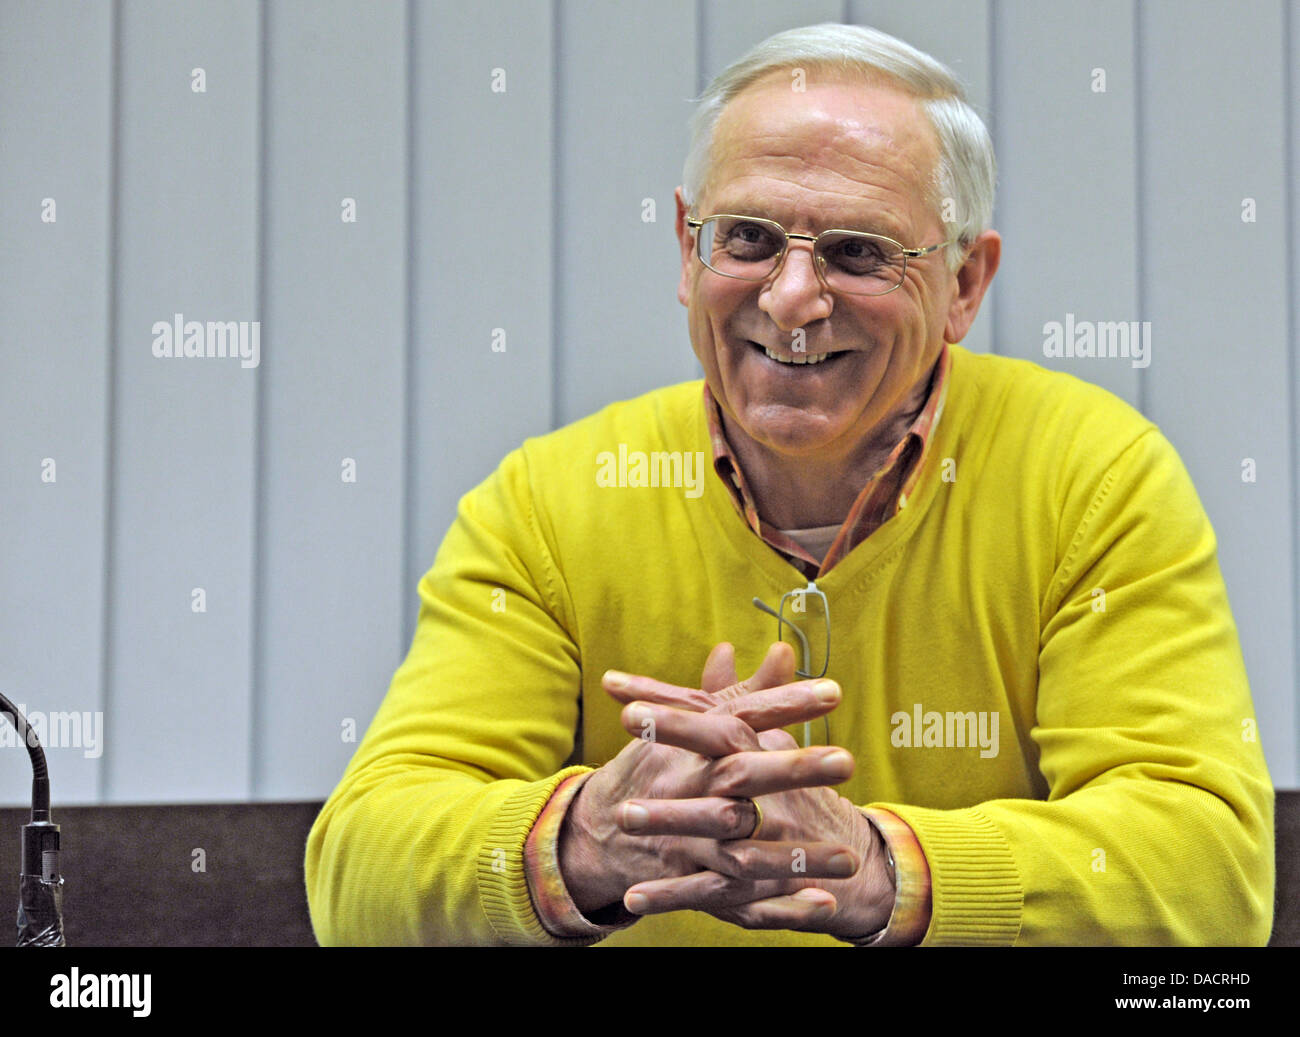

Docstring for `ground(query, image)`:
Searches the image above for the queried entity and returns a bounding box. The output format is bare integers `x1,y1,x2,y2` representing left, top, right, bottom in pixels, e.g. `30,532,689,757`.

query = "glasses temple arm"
750,597,812,672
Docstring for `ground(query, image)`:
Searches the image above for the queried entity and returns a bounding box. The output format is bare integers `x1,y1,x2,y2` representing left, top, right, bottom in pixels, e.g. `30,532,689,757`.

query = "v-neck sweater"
306,343,1273,946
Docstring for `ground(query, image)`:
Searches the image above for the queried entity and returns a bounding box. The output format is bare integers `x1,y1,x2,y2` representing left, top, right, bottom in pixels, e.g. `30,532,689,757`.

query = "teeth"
764,346,834,365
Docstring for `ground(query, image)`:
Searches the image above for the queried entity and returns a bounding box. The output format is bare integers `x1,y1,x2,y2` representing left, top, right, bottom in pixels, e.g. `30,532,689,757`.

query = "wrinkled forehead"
702,71,940,234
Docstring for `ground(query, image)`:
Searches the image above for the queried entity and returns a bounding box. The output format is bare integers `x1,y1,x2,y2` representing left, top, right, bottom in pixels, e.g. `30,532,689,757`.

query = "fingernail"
813,679,840,704
604,670,630,690
624,703,650,724
828,851,857,877
821,750,853,776
625,892,648,913
622,803,649,830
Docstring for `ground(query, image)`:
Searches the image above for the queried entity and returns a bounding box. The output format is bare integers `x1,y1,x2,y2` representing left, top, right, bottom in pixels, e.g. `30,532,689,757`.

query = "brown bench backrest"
2,792,1296,946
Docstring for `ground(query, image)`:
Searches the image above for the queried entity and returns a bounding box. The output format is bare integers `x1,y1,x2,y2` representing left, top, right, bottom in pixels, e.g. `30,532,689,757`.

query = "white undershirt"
779,522,842,564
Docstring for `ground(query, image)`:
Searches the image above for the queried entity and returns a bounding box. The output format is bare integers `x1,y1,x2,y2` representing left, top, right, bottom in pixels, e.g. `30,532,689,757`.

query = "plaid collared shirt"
523,345,953,944
705,342,951,580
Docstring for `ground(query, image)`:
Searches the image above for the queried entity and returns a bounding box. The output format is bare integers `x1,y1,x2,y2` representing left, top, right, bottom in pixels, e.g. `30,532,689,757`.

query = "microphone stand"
0,691,65,946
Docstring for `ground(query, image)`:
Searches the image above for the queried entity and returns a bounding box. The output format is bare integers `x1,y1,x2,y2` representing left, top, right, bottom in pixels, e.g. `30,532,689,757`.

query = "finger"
605,672,840,735
700,642,739,695
748,641,798,692
704,839,860,881
758,727,799,751
602,670,714,712
702,641,800,707
711,888,839,932
605,667,841,741
621,684,839,750
605,645,823,714
710,678,840,733
621,702,759,756
621,686,837,753
623,871,798,915
605,647,800,711
617,795,762,839
704,746,855,798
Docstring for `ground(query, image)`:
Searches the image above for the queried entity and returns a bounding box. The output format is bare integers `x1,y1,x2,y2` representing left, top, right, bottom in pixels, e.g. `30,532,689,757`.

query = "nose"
758,239,833,332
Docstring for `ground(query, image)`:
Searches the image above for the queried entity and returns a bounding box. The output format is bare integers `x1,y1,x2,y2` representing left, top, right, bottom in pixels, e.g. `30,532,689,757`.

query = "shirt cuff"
524,771,639,939
844,807,933,946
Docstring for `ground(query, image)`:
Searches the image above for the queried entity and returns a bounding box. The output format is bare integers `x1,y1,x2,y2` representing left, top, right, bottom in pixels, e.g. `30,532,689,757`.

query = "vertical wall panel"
1142,1,1295,784
256,1,408,799
849,1,994,355
556,0,698,426
1291,0,1300,782
0,2,113,805
994,1,1139,401
106,0,260,800
409,0,556,635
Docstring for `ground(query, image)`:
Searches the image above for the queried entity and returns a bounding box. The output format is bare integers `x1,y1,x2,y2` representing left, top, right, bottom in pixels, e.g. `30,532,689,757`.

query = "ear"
675,186,695,307
943,229,1001,345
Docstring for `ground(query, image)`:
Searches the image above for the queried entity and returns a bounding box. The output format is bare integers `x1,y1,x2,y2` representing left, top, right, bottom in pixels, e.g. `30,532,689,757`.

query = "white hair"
682,23,996,271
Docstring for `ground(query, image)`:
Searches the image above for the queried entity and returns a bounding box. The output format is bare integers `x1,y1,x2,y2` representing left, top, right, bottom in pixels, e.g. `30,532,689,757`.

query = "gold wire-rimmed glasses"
688,213,953,296
752,581,830,747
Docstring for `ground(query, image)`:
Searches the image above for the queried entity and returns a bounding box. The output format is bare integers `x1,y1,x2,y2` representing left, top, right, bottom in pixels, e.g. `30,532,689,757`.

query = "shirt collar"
702,342,952,574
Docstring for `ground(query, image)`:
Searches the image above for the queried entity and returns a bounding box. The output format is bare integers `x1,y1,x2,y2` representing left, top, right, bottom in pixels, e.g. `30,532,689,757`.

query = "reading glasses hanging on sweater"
752,581,830,747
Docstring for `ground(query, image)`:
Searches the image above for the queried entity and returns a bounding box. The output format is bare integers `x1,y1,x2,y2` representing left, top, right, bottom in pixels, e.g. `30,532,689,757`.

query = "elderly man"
305,24,1273,946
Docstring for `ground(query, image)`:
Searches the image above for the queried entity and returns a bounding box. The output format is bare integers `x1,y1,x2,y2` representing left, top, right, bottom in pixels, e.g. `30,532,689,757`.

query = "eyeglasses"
752,581,830,747
688,213,953,296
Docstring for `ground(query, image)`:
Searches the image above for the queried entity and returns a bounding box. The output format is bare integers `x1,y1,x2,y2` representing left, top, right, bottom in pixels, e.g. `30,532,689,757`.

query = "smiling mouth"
749,340,849,366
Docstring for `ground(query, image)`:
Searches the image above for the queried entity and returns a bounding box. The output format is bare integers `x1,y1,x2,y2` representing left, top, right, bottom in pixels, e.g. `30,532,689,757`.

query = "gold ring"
749,799,764,839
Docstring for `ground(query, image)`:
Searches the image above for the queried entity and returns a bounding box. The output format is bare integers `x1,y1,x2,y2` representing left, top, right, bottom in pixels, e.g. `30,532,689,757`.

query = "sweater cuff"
845,807,932,946
478,764,599,945
524,771,639,938
866,802,1024,945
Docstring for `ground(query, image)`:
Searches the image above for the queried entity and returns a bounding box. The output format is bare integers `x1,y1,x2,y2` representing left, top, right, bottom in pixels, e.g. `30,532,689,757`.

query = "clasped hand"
557,641,896,939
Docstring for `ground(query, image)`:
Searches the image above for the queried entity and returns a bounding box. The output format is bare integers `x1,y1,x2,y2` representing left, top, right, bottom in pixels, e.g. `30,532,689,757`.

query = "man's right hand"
557,643,853,917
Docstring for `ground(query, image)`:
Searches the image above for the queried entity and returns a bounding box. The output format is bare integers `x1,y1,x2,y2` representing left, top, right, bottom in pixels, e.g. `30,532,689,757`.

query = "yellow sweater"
305,344,1274,946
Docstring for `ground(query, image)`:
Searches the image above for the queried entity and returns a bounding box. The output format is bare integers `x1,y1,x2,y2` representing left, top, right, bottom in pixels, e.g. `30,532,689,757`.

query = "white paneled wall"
1,0,1295,805
1,4,114,804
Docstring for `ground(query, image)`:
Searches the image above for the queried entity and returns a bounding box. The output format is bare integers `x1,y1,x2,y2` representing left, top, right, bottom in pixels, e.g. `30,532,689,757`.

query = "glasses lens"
817,232,905,295
778,588,828,679
698,217,783,280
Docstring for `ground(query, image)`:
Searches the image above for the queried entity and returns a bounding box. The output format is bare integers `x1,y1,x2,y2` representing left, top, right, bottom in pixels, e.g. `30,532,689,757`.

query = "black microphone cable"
0,690,65,946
